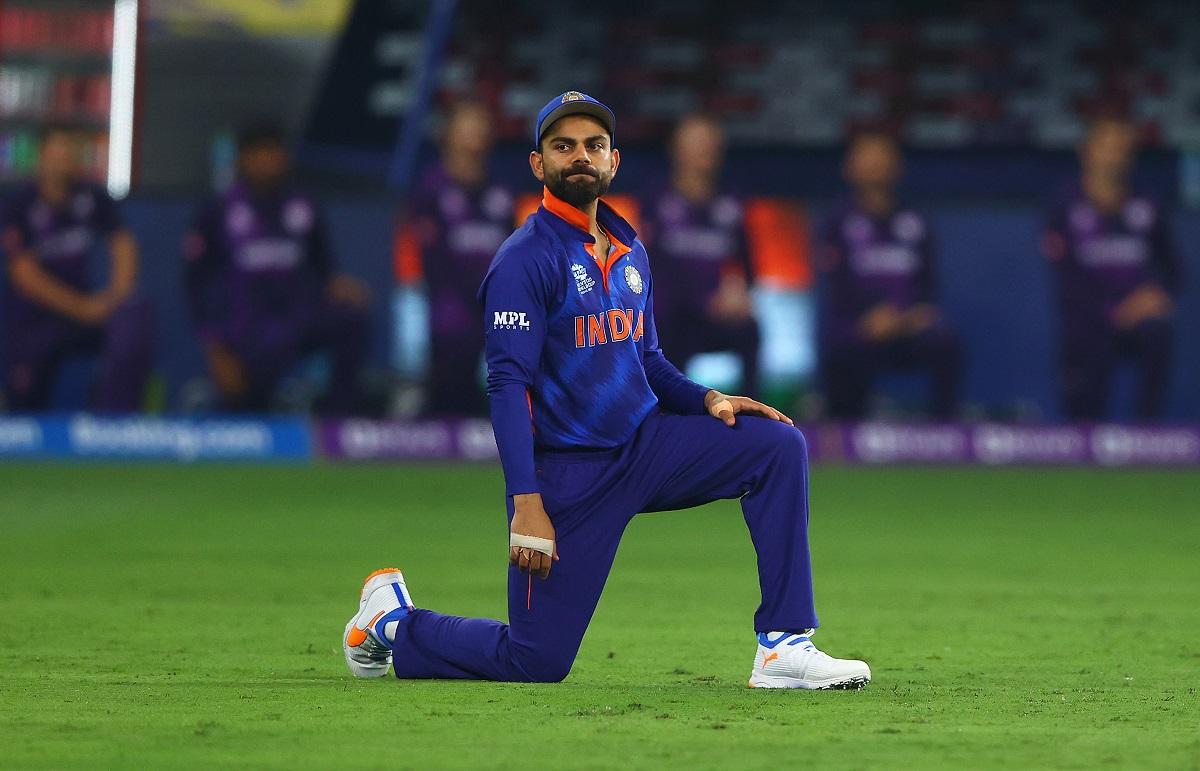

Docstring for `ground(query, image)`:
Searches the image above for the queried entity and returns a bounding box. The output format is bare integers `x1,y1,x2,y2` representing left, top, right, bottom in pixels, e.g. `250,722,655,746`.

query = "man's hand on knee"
705,390,795,428
510,493,559,579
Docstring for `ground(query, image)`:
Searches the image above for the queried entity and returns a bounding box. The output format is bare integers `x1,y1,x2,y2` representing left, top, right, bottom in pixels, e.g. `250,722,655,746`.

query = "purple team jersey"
1043,186,1180,334
819,200,936,340
404,166,514,337
184,182,333,342
641,187,751,317
1,181,122,322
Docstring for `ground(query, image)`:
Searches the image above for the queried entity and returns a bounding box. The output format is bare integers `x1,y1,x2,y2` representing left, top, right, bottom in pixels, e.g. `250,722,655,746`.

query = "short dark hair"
237,122,286,153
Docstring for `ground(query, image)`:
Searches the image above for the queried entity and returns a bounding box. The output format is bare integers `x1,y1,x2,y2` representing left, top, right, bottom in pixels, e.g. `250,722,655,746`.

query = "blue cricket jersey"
478,187,711,496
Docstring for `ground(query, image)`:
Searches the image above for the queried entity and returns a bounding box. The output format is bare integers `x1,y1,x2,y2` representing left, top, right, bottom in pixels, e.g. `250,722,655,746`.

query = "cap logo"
561,91,585,103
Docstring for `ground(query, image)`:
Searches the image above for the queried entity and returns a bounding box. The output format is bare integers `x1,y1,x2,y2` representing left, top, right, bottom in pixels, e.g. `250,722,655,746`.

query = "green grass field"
1,463,1198,770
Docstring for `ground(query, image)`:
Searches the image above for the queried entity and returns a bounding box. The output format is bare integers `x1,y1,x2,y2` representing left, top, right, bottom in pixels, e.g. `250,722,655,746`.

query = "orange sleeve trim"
392,224,424,284
514,193,542,227
744,198,813,290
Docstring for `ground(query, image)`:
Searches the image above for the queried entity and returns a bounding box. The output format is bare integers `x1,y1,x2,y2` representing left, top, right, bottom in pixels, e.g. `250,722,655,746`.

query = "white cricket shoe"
343,568,414,679
748,631,871,690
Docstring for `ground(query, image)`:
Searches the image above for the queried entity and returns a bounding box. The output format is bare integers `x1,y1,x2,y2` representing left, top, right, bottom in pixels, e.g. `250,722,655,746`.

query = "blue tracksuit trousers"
391,410,818,682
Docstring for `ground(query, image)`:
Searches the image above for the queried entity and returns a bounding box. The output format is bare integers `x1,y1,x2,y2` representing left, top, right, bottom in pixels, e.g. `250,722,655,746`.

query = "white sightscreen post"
107,0,138,199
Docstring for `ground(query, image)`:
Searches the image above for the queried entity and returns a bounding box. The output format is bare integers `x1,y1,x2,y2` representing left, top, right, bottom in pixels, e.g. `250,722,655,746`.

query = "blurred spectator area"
69,195,1193,421
297,0,1196,200
4,0,1200,420
443,0,1200,149
391,193,819,397
0,1,115,183
9,1,1199,192
138,0,352,190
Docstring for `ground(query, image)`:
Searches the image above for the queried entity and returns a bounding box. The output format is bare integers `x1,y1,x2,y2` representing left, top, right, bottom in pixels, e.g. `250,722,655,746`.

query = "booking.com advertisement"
3,415,1197,466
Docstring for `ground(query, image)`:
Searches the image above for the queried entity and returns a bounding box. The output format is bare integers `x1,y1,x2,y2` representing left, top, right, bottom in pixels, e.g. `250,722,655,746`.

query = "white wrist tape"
510,533,554,557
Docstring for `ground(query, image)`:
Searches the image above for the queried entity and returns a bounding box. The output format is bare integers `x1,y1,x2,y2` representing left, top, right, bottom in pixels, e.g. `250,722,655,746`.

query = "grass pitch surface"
0,463,1197,770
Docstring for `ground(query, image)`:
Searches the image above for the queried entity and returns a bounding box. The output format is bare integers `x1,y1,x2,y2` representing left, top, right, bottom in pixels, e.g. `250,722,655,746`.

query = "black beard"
545,167,610,209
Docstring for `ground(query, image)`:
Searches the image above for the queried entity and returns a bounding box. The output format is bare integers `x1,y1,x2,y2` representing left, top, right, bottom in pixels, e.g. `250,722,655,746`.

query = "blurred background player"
0,127,153,412
1042,116,1182,421
818,131,963,420
643,114,760,397
184,124,371,415
394,102,514,415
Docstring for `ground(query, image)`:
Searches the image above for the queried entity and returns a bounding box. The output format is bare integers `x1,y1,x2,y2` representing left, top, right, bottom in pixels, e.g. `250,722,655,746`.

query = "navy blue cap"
533,91,616,148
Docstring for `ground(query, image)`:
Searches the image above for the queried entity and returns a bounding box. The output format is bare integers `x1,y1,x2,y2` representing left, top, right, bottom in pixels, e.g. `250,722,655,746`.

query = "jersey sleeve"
91,186,124,237
182,199,227,339
0,194,32,259
1040,201,1070,264
640,264,710,414
307,203,336,281
1149,204,1183,296
817,212,865,333
732,211,755,283
480,247,555,497
406,190,441,284
914,215,938,305
392,201,428,286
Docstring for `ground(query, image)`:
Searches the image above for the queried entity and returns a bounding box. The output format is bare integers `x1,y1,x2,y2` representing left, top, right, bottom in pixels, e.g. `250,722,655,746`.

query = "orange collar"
541,186,632,291
541,186,592,232
541,186,632,252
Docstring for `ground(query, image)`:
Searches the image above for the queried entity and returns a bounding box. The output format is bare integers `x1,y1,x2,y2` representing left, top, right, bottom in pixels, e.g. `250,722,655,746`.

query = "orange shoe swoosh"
347,610,387,647
763,652,779,667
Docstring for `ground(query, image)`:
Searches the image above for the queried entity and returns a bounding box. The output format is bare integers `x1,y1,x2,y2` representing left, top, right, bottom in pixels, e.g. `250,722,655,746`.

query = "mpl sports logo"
493,311,532,331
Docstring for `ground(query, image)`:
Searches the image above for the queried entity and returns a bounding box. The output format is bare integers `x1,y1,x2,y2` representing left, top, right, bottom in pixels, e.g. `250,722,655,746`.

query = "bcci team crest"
562,91,585,103
624,264,643,295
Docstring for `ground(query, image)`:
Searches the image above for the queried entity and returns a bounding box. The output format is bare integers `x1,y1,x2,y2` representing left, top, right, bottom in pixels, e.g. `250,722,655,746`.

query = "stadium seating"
438,0,1200,149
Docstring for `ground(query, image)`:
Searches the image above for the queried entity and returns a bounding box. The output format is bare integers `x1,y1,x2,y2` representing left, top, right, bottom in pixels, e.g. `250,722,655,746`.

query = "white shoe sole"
748,670,871,690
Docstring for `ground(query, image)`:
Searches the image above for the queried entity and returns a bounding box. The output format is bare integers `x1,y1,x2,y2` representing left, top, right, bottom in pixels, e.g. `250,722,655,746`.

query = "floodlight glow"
107,0,137,199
